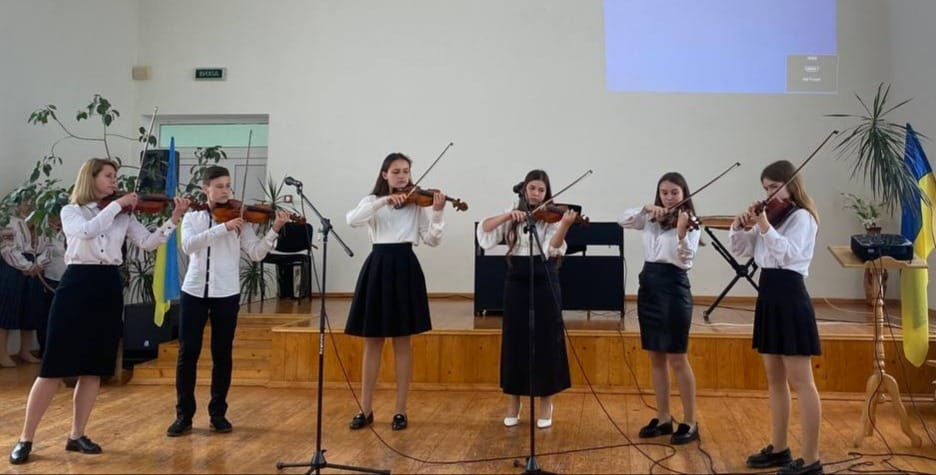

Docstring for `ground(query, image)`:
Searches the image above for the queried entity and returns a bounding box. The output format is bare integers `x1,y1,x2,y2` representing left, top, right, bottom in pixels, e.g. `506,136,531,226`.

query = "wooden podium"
828,245,924,448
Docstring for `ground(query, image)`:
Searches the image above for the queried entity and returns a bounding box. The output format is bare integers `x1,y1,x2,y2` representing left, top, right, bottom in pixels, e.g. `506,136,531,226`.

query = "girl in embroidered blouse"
476,169,576,429
0,199,43,367
345,153,445,432
9,158,188,465
730,160,822,475
619,172,702,445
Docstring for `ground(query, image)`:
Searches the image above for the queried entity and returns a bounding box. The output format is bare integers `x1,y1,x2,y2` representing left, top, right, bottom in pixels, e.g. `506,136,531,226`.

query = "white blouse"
476,208,568,257
61,201,176,266
180,209,278,299
36,231,67,281
618,207,700,270
728,208,817,276
346,195,444,246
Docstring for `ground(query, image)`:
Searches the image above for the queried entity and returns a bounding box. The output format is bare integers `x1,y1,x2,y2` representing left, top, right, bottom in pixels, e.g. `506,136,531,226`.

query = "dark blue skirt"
40,265,124,378
345,243,431,337
753,269,821,356
637,262,693,353
0,257,26,329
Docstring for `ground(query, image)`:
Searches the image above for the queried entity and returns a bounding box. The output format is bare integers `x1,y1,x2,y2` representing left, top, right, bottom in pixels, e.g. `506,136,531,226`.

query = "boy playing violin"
166,165,289,437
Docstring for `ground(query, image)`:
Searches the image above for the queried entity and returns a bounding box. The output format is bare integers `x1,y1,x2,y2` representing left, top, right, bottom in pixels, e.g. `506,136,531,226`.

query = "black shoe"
65,435,102,454
391,413,408,431
638,418,673,438
9,441,32,464
778,458,823,475
349,412,374,430
210,416,233,433
166,418,193,437
746,444,793,468
670,422,699,445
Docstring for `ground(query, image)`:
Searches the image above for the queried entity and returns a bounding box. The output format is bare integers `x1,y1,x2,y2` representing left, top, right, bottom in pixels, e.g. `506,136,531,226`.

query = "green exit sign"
195,68,226,81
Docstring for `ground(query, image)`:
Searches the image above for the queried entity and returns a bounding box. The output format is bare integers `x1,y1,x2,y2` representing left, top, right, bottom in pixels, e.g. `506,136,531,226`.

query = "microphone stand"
276,182,387,475
516,195,552,475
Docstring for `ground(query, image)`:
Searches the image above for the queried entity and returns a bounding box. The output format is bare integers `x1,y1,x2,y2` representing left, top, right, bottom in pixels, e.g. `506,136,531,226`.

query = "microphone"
284,176,303,187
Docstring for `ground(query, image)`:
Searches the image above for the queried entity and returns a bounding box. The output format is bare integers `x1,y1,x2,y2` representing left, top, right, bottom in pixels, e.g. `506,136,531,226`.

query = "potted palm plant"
829,83,928,307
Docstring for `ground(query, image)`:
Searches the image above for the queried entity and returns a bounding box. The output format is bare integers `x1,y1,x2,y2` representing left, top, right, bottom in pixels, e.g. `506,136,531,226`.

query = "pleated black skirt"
0,257,26,329
345,243,432,337
40,265,124,378
637,262,693,353
500,256,571,397
753,268,821,356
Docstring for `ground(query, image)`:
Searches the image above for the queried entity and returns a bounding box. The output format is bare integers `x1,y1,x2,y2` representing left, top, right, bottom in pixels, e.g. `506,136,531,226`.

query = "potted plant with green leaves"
829,83,928,306
842,192,883,234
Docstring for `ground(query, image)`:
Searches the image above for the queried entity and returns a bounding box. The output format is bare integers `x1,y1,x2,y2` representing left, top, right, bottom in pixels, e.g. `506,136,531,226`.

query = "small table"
698,215,759,322
828,245,925,448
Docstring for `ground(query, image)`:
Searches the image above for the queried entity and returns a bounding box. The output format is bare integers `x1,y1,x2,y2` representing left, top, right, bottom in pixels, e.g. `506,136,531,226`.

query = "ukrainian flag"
153,137,180,326
899,124,933,367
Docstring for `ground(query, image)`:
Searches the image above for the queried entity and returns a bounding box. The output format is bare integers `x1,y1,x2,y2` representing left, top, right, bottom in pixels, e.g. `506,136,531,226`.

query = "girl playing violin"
730,160,822,475
10,158,188,464
166,165,289,437
345,153,446,432
476,170,576,429
619,172,701,445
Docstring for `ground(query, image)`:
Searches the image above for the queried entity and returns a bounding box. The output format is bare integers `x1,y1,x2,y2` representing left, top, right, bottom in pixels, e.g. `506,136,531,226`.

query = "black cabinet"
473,221,624,316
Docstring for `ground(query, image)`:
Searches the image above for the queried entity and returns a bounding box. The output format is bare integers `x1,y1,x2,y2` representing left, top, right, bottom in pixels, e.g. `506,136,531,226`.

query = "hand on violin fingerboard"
432,191,446,211
170,197,191,225
559,209,578,228
272,210,290,232
225,218,245,234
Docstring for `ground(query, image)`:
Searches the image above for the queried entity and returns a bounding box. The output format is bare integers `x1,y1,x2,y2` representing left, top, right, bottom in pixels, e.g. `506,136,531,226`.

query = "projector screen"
604,0,837,94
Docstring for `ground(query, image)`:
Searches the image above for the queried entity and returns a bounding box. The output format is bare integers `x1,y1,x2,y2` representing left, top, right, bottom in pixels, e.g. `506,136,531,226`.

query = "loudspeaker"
139,149,180,194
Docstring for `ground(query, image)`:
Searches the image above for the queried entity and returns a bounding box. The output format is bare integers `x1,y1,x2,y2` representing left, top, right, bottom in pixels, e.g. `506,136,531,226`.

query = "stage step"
130,314,305,387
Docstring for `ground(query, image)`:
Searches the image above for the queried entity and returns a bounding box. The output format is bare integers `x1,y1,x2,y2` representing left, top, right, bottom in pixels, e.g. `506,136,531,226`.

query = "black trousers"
175,292,240,420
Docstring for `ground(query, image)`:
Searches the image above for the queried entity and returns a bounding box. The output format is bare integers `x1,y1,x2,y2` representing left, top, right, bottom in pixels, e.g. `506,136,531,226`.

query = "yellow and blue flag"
153,137,180,327
899,123,933,367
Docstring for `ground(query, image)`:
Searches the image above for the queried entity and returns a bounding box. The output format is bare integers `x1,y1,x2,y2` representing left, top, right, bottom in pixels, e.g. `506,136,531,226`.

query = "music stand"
698,215,759,321
828,245,924,448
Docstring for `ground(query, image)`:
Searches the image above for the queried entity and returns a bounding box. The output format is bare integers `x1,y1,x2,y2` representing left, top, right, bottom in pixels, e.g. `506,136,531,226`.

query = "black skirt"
753,268,821,356
0,257,26,329
345,243,432,337
637,262,693,353
500,256,571,397
40,265,124,378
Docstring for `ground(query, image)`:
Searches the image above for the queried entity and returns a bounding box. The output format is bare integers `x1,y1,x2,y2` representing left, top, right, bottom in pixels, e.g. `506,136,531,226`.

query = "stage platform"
131,296,936,395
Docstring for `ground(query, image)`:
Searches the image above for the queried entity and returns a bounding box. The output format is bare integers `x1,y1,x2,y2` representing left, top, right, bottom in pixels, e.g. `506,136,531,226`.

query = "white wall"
0,0,142,194
5,0,931,301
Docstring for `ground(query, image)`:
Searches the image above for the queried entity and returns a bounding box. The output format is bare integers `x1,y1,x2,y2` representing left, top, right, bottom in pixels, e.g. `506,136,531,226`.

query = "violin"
392,185,469,212
655,206,702,231
190,200,307,225
530,204,590,226
754,198,798,228
99,191,174,215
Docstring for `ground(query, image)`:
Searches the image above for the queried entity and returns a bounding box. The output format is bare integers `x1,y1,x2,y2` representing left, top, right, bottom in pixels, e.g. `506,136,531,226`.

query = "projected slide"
604,0,837,94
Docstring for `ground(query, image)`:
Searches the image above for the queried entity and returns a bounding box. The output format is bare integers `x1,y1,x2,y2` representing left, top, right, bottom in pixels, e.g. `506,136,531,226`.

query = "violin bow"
134,106,159,194
239,129,253,220
657,161,741,219
530,169,593,214
401,141,454,199
760,129,839,207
